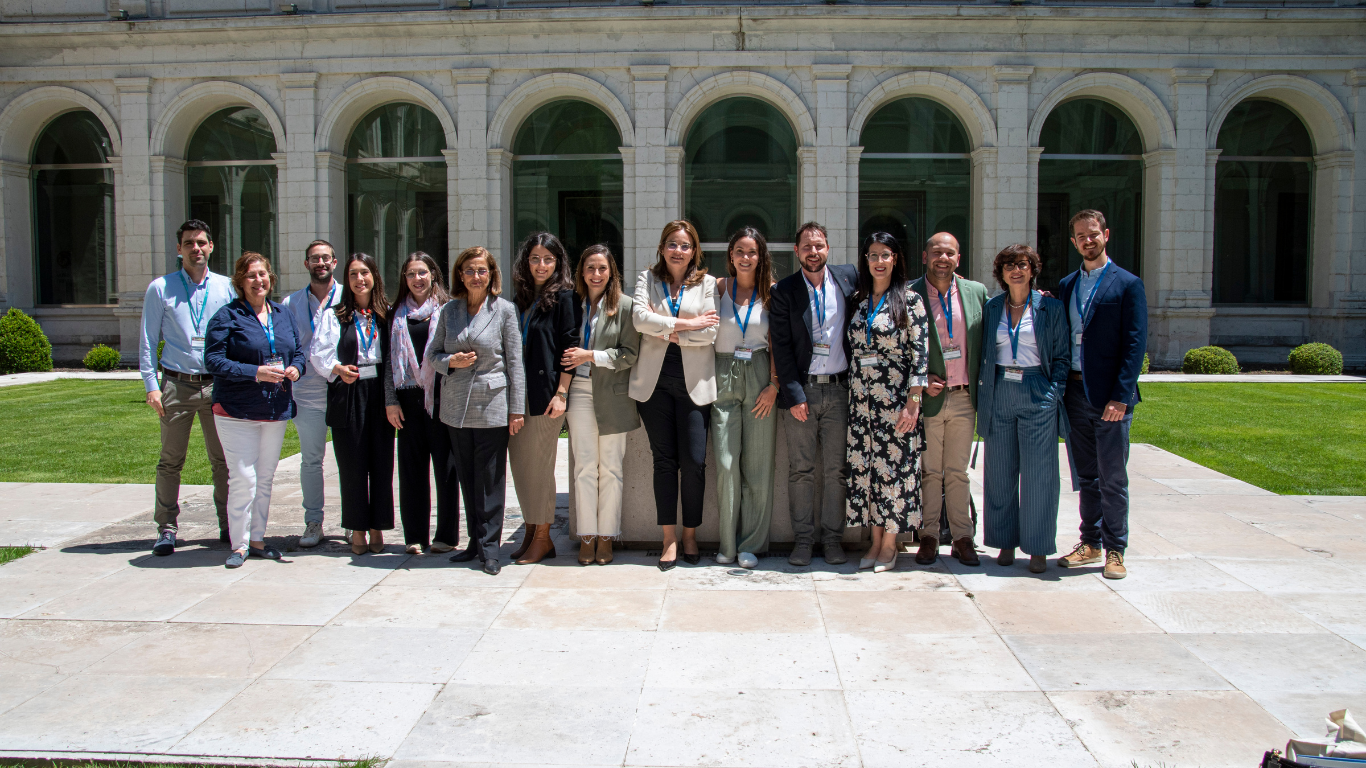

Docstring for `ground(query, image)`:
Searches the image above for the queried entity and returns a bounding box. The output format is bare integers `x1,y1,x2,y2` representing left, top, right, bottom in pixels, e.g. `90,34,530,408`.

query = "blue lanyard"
520,306,534,347
866,291,888,331
355,312,376,358
731,282,757,339
1073,262,1110,326
582,300,594,349
1007,296,1032,364
309,284,337,332
664,281,683,317
178,271,210,334
936,284,954,341
806,272,827,328
262,305,277,358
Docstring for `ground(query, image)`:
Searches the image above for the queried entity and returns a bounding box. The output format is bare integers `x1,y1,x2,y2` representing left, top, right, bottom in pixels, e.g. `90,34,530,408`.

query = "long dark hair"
726,226,773,309
855,232,909,329
335,252,389,324
393,251,449,308
649,219,707,287
574,244,623,317
513,232,573,313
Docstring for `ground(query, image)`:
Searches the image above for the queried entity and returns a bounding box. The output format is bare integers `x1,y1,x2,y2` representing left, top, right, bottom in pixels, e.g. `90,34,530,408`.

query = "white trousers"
214,414,288,551
566,377,627,538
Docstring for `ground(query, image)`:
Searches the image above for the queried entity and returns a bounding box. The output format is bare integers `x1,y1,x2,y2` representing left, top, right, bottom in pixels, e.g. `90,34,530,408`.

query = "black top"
768,263,860,409
660,342,685,379
204,299,307,422
518,288,580,415
325,311,393,432
407,316,431,366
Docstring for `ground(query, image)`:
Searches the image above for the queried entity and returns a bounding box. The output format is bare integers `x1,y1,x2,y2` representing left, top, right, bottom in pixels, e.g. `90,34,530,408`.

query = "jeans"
291,405,328,525
1064,379,1132,552
781,379,849,547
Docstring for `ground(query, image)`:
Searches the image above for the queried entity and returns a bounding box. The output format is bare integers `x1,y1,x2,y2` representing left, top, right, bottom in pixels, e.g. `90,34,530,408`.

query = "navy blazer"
205,299,307,421
976,290,1071,440
1057,262,1148,410
769,263,859,409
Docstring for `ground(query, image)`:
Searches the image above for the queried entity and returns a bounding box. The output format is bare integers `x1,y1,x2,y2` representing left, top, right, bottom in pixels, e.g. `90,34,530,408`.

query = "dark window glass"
1036,99,1143,293
1214,100,1313,304
684,97,799,277
32,111,116,305
512,100,624,269
346,102,445,160
186,107,278,274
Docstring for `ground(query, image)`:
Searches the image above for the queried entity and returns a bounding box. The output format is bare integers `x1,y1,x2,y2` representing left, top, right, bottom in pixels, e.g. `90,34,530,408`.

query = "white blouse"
995,304,1042,367
714,281,769,355
310,308,383,382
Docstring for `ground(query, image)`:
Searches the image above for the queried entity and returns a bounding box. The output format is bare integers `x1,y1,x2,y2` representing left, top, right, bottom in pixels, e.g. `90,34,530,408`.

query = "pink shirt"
927,280,968,388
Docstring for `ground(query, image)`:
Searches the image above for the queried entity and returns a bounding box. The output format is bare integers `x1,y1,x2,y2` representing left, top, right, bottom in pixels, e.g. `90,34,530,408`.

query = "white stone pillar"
454,68,491,259
846,146,862,259
970,147,998,281
798,146,817,234
114,77,154,362
279,72,319,292
1025,146,1043,249
812,64,851,259
619,145,636,270
315,151,346,258
992,66,1033,256
442,148,460,271
631,65,670,279
486,148,513,276
1313,150,1356,310
662,145,684,272
0,160,32,311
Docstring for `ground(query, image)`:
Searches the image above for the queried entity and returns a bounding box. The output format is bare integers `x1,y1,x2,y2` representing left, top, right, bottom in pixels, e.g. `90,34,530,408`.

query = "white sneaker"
715,552,735,565
737,552,759,569
299,521,323,548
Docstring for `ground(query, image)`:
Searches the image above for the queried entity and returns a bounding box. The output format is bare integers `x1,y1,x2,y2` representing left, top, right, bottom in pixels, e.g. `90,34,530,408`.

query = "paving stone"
646,631,841,690
329,585,515,629
170,581,370,626
830,633,1037,692
491,587,663,631
85,622,316,678
1177,634,1366,692
973,591,1162,634
1005,634,1233,691
817,591,991,636
660,589,824,633
1248,691,1366,738
450,629,654,688
264,626,479,683
1118,591,1330,634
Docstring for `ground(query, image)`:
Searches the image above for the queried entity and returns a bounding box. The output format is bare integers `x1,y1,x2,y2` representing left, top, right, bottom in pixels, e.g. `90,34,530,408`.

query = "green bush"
83,344,122,372
1141,353,1150,375
1182,345,1239,375
0,308,53,375
1288,343,1344,375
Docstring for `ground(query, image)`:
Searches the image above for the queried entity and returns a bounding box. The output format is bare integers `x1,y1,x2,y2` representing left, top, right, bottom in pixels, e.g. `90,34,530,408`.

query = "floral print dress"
846,285,930,533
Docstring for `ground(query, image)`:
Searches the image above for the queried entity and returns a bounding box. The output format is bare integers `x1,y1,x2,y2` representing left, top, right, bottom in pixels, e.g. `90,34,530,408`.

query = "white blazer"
628,270,718,405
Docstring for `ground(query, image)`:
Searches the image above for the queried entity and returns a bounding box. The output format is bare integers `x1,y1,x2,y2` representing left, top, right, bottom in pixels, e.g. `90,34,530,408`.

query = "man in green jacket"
910,233,990,566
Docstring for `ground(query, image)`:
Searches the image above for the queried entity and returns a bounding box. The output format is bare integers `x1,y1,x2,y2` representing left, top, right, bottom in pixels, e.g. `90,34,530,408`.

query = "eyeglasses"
305,255,334,265
866,251,897,263
664,242,693,253
1003,262,1032,273
528,256,556,267
462,269,490,278
404,269,431,280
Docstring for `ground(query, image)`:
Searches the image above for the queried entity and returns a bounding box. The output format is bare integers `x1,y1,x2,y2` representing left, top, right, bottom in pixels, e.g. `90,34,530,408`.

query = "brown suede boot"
914,535,938,565
952,537,980,566
509,524,533,561
595,536,614,565
578,536,596,565
516,523,555,564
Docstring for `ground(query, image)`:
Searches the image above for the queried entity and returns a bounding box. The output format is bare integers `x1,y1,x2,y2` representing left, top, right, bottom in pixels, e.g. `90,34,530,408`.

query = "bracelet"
554,391,568,399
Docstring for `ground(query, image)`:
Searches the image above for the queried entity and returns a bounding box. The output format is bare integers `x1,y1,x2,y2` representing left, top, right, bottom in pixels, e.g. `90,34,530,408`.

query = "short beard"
309,270,334,285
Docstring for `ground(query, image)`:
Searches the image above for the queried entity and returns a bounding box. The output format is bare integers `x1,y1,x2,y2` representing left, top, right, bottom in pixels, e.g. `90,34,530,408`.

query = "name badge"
942,346,963,361
357,365,378,380
1075,333,1084,346
813,342,831,357
190,336,205,353
859,355,880,368
575,363,591,378
264,355,284,369
1003,367,1024,383
734,347,753,361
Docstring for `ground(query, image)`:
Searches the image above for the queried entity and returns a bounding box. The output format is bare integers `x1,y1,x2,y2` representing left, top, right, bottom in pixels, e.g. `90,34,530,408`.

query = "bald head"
922,232,961,287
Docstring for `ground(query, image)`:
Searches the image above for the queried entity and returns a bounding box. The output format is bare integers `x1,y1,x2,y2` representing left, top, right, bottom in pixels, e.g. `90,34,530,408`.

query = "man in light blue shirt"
282,239,340,548
139,219,236,556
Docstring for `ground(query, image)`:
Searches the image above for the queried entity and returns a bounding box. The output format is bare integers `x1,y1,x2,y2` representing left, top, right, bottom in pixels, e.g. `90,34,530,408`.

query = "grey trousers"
781,379,849,547
712,351,777,558
154,376,229,533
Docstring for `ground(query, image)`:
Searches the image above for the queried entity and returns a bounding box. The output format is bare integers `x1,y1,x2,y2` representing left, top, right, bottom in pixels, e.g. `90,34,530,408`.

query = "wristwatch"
909,393,922,404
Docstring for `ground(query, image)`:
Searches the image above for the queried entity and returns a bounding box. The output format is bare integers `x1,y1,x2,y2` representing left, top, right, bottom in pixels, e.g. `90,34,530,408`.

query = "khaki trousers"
154,376,229,533
508,410,567,525
566,377,627,538
920,388,975,542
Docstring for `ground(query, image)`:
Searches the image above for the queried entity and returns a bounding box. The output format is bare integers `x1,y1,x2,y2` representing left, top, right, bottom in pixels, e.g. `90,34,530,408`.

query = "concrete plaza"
0,440,1364,768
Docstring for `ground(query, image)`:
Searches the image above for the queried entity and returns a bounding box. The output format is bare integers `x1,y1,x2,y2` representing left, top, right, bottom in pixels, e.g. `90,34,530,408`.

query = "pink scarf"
390,296,441,416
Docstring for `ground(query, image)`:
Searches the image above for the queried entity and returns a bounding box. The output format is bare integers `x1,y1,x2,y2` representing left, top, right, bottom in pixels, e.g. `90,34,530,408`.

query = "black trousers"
447,425,509,561
638,373,711,528
396,388,459,547
333,416,396,532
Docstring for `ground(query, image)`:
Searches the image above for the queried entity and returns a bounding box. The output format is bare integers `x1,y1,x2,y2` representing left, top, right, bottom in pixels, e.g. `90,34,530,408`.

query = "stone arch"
0,86,122,163
848,71,997,149
315,76,456,154
1207,74,1353,154
1029,72,1176,152
487,72,635,150
666,71,817,147
150,81,285,160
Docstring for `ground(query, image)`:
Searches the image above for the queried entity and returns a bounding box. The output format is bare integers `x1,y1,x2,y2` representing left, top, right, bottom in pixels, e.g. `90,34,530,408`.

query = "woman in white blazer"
630,219,720,571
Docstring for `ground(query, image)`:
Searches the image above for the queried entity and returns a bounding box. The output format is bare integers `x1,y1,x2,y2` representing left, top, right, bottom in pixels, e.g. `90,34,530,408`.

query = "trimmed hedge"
83,344,122,372
1288,343,1344,376
0,308,53,375
1182,346,1239,375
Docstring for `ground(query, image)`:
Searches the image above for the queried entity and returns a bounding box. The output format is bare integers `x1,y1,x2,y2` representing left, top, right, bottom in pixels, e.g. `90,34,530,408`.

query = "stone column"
1025,146,1043,249
147,153,185,273
846,146,862,261
442,148,460,271
970,147,998,281
991,66,1033,257
486,148,513,274
279,72,319,292
812,64,851,259
315,151,346,257
1339,70,1366,367
454,68,491,258
631,65,670,279
114,77,154,362
619,145,636,269
798,146,817,237
0,160,32,311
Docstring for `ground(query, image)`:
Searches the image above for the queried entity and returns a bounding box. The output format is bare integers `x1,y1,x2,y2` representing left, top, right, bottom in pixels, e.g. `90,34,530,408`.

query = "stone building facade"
0,1,1361,367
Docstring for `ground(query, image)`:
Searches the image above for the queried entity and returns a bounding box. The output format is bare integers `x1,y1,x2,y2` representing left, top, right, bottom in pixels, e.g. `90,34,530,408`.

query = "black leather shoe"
449,547,479,563
483,558,501,575
657,557,677,572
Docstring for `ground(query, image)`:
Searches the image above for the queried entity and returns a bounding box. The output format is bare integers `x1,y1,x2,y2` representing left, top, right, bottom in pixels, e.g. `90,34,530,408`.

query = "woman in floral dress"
846,232,930,573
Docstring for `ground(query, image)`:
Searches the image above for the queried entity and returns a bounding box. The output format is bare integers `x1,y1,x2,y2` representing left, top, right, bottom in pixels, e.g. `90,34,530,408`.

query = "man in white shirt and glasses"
283,239,341,548
139,219,236,556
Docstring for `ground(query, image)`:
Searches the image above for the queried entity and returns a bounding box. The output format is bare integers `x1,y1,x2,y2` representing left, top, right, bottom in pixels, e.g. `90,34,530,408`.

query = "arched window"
186,107,278,275
1036,99,1143,292
1213,100,1313,305
32,111,116,305
684,97,799,276
512,100,623,268
859,97,971,278
346,103,448,289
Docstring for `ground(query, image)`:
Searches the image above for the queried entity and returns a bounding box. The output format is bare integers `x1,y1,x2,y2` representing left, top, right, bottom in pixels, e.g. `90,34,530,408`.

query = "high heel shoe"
516,523,555,565
578,536,597,565
658,542,678,572
858,557,877,571
368,529,384,553
508,524,533,561
595,536,614,565
350,531,367,555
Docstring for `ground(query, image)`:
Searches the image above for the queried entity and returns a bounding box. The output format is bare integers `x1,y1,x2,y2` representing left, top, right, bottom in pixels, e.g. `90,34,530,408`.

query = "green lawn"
1131,382,1365,496
0,380,301,485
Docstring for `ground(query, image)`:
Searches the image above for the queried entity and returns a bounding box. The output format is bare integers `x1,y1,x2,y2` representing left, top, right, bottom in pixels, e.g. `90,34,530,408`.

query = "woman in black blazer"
507,232,579,564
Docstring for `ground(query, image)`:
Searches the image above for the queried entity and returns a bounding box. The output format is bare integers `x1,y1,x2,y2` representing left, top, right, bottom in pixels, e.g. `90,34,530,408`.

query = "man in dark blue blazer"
1055,209,1147,580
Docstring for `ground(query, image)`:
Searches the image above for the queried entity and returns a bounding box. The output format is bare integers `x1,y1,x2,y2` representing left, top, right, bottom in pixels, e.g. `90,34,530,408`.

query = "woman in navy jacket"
204,252,306,568
976,244,1071,575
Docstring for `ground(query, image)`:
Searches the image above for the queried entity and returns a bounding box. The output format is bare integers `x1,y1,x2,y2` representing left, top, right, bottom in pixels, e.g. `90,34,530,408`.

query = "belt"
945,384,969,392
806,371,849,386
161,366,213,384
1069,371,1084,381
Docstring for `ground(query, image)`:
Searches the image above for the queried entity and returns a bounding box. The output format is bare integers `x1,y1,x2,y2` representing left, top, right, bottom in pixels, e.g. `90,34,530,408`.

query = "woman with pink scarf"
384,251,460,554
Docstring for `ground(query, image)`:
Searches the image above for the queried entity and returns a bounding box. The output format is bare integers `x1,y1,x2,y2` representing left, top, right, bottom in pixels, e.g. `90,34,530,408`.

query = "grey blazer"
574,294,641,436
429,294,527,429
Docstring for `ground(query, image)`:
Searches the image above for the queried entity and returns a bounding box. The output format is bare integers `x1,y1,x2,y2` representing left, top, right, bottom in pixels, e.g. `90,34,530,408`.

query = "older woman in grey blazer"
429,246,527,576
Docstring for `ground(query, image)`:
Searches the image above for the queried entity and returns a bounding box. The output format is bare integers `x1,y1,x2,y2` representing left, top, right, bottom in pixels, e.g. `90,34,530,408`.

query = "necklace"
1008,298,1027,308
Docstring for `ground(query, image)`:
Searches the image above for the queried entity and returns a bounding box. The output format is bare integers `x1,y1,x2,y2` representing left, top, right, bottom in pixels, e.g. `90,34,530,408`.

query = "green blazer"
910,275,990,417
572,293,641,436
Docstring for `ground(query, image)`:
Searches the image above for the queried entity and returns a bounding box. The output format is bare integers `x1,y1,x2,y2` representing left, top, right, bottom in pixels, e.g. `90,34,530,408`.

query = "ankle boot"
595,536,614,565
578,536,596,565
509,524,533,560
517,523,555,564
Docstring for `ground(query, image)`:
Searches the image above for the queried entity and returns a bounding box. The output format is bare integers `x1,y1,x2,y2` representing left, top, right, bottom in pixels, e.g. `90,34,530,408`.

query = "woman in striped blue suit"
976,244,1071,574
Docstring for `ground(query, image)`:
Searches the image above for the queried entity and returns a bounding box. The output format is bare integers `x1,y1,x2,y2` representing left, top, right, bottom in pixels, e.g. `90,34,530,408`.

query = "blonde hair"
649,219,707,288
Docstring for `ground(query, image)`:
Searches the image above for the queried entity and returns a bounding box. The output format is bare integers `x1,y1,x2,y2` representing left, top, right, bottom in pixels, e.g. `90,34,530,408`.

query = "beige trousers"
566,377,627,538
508,410,566,525
920,388,976,542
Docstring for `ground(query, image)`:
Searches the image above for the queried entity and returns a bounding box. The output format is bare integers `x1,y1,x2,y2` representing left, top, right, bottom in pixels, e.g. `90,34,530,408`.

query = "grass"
1131,383,1366,496
0,380,301,485
0,545,35,566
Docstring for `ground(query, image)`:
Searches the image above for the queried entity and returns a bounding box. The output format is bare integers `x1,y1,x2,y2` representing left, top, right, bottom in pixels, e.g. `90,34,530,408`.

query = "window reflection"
32,111,116,305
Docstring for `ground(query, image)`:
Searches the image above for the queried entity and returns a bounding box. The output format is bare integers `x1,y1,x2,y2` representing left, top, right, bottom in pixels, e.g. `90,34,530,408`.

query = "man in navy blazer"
1056,209,1147,580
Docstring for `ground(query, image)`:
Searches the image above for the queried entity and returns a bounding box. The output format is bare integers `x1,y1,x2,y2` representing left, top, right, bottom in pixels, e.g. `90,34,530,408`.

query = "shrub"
1288,343,1344,375
0,308,53,374
83,343,122,372
1182,345,1239,375
1141,353,1150,375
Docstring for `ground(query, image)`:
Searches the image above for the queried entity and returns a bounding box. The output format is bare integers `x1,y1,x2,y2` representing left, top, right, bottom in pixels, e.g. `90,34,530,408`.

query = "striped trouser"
982,366,1062,556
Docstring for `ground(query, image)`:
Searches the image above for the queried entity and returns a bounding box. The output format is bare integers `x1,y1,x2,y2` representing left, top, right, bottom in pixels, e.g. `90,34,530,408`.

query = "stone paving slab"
0,440,1361,767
